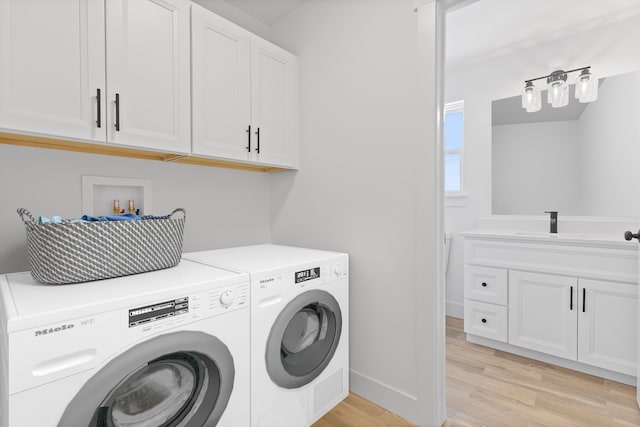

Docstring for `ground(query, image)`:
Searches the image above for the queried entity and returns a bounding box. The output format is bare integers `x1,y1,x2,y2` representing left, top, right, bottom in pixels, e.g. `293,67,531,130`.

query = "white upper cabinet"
191,4,251,161
250,37,297,168
105,0,191,153
1,0,297,167
0,0,106,142
191,5,298,168
0,0,190,154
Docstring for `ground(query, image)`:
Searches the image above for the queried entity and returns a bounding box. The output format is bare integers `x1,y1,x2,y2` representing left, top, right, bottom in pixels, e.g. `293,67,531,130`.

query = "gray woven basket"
17,208,186,285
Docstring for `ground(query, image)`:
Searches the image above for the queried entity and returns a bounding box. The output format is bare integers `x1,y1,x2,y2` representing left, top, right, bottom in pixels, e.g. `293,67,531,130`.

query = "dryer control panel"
328,260,349,279
254,256,349,294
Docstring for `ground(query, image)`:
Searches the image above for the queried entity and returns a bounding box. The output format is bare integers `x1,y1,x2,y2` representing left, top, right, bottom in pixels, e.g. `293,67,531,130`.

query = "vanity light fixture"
521,66,598,112
521,81,542,112
575,68,598,103
547,70,569,108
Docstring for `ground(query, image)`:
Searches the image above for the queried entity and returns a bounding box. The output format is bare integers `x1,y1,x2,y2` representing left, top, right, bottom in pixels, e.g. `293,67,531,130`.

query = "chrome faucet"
544,211,558,233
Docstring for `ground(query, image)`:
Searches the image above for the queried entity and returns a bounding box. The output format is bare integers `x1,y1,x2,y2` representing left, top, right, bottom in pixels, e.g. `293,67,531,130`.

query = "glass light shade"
547,80,569,108
521,82,541,112
575,69,598,103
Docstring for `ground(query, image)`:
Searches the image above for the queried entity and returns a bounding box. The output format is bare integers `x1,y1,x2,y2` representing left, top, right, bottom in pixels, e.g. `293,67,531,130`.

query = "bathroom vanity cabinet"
462,231,638,382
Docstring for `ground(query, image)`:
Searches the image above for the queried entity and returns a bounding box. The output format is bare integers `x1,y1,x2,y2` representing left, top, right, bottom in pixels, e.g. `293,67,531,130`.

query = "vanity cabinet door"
508,271,578,360
577,279,637,376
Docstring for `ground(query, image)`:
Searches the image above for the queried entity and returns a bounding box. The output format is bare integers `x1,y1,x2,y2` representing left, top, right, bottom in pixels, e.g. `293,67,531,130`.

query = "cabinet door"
105,0,190,153
250,38,298,168
191,4,251,161
0,0,105,142
509,271,577,359
578,279,637,376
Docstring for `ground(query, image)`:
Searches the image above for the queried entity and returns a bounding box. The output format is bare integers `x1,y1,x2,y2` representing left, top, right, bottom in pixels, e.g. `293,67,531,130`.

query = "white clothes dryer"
183,244,349,427
0,260,250,427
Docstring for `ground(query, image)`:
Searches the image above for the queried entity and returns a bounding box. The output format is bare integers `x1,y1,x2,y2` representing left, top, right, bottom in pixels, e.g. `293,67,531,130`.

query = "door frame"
414,1,481,425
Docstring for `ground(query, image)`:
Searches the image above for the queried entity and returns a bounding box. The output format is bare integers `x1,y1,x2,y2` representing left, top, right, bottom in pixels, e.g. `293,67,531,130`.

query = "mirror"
491,69,640,217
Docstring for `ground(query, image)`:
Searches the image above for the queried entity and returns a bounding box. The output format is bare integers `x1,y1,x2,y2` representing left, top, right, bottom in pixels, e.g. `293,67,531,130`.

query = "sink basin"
513,231,595,239
514,231,553,237
461,230,630,244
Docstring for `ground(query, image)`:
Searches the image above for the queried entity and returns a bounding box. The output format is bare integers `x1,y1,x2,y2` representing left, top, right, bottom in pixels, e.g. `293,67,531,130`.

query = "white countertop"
460,230,636,248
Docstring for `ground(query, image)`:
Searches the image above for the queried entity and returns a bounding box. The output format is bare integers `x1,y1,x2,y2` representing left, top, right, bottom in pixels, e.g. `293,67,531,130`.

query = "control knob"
333,265,341,276
219,290,235,307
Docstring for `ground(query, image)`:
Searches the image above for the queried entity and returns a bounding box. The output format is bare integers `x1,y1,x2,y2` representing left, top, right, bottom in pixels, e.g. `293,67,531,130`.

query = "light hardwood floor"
312,392,416,427
316,316,640,426
444,316,640,426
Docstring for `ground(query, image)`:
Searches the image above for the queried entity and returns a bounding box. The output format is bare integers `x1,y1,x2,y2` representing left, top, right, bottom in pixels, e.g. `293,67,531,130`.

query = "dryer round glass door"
58,331,235,427
266,289,342,389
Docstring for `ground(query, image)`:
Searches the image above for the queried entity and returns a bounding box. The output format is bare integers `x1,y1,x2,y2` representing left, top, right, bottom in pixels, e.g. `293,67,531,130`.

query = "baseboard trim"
349,369,418,424
445,301,464,319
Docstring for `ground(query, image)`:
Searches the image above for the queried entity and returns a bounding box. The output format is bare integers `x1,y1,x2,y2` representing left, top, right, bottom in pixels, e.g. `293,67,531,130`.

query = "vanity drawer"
464,300,508,343
465,265,508,305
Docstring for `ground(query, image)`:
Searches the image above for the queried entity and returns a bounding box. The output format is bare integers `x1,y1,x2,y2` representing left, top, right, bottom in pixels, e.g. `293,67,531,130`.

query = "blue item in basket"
80,213,142,222
38,216,87,224
37,216,63,224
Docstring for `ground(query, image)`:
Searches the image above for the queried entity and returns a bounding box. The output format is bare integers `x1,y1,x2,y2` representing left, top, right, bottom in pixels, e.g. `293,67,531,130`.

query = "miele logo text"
260,278,275,284
34,324,74,337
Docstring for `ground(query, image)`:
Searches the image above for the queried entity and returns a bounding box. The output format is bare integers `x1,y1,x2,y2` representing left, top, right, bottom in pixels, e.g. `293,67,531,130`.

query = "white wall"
0,1,444,424
492,121,581,215
191,0,270,39
268,0,442,424
0,144,271,273
578,71,640,216
444,14,640,318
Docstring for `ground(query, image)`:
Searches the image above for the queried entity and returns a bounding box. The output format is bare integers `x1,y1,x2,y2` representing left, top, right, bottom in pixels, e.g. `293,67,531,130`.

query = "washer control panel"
128,281,249,336
129,297,189,328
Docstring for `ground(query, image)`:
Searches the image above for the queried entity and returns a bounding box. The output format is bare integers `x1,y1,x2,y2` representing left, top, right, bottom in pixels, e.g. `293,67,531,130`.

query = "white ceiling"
223,0,308,25
446,0,640,69
223,0,640,69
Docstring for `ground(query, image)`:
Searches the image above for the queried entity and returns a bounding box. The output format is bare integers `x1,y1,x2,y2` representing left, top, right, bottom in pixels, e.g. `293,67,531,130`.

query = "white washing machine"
0,260,250,427
183,244,349,427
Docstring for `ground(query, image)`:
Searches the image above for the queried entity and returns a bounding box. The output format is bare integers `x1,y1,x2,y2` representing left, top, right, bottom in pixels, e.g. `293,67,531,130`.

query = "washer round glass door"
58,331,234,427
266,289,342,389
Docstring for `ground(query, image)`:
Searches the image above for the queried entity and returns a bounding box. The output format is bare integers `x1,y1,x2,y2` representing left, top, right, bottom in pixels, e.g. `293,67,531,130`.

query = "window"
444,101,464,193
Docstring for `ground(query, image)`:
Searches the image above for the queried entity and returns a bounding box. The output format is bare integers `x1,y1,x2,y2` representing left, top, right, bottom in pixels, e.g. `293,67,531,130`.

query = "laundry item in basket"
35,213,169,225
37,216,63,224
80,213,142,222
37,216,86,224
